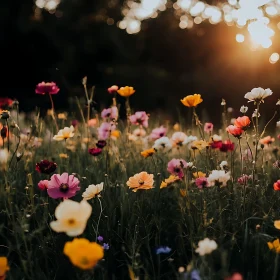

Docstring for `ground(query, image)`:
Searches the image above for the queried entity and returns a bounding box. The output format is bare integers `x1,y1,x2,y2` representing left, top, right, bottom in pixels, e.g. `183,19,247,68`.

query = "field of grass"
0,83,280,280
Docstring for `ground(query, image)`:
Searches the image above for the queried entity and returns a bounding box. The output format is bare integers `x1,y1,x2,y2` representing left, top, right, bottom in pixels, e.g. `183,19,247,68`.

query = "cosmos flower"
207,170,231,187
35,160,57,174
53,126,75,141
191,140,209,150
98,122,116,140
195,238,217,256
126,172,154,192
82,183,104,200
171,132,188,147
96,140,107,149
50,200,92,237
160,175,180,189
149,126,167,140
129,111,149,128
244,87,272,103
132,128,146,138
64,238,104,269
167,159,188,179
108,85,119,94
234,116,250,130
117,86,135,97
195,177,209,189
153,137,172,152
47,172,80,199
141,148,156,158
204,122,213,133
38,180,49,190
237,174,252,185
101,106,118,120
181,94,203,107
88,148,103,156
219,140,234,152
35,82,60,95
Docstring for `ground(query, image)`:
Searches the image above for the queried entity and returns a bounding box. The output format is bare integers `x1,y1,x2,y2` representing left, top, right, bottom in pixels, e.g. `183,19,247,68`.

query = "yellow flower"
160,175,180,189
193,171,206,178
111,130,121,140
141,148,156,158
117,86,135,97
53,126,75,141
58,113,67,120
180,189,187,197
191,140,209,150
0,257,9,278
268,239,280,253
59,153,68,159
64,238,104,270
274,220,280,230
181,94,203,107
50,200,92,236
126,172,154,192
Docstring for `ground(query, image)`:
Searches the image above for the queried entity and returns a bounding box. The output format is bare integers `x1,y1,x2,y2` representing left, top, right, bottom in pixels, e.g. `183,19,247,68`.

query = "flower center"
138,179,144,185
159,133,164,137
67,218,75,225
174,167,181,173
79,256,89,266
161,143,166,147
59,183,69,193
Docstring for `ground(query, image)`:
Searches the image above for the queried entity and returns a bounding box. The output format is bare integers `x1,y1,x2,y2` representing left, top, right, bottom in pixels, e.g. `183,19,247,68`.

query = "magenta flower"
96,140,107,149
108,85,119,94
129,111,149,128
38,180,49,190
98,122,116,140
71,120,79,127
47,173,80,199
35,82,60,95
149,126,167,140
195,177,209,189
204,123,213,133
101,106,118,120
35,160,57,174
237,174,252,185
167,159,188,179
88,147,102,156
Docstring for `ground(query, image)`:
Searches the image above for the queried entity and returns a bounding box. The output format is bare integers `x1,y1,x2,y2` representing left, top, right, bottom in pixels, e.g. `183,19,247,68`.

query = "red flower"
211,140,223,149
96,140,107,149
274,180,280,191
226,125,243,138
220,140,234,152
108,85,119,94
35,82,60,95
36,160,57,174
88,148,102,156
234,116,251,130
0,98,14,108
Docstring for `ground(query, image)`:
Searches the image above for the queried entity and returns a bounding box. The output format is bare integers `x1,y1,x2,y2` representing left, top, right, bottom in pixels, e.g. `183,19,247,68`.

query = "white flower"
240,105,248,113
133,128,146,137
171,132,188,147
82,183,104,200
53,126,75,141
50,199,92,236
277,121,280,128
195,238,217,256
207,170,231,187
244,87,272,103
252,109,260,118
212,134,222,142
153,137,172,152
0,149,9,164
220,161,228,170
221,99,226,106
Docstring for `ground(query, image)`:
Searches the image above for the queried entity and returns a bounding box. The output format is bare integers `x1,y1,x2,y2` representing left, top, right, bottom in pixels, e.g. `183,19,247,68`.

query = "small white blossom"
212,134,222,142
240,105,248,113
252,109,260,118
207,170,231,187
195,238,217,256
153,137,172,152
220,161,228,170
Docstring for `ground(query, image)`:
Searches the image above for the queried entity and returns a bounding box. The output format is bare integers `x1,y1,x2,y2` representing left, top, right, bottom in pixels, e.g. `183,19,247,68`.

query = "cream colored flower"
244,87,272,103
50,200,92,236
0,149,9,164
53,126,75,141
82,183,104,200
207,170,230,187
195,238,217,256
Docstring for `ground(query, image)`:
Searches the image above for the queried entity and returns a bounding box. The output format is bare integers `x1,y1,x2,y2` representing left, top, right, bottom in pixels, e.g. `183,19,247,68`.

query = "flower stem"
95,197,103,241
238,138,243,175
48,93,59,131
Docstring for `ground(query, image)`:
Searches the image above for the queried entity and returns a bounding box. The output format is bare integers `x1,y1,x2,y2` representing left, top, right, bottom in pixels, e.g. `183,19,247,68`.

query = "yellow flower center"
68,219,76,225
138,179,144,185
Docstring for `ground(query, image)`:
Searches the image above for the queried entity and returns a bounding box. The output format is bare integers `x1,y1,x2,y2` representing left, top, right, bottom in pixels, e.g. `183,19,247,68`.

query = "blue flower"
103,243,110,250
183,270,201,280
156,246,171,254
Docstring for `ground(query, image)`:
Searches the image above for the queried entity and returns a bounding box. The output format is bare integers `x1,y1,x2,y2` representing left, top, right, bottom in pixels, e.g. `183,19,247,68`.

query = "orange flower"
111,130,120,140
274,220,280,230
126,172,154,192
117,86,135,97
0,257,9,279
274,180,280,190
179,189,187,197
181,94,203,107
160,175,180,189
226,125,243,138
193,171,206,178
141,148,156,158
234,116,251,130
267,239,280,253
260,136,275,145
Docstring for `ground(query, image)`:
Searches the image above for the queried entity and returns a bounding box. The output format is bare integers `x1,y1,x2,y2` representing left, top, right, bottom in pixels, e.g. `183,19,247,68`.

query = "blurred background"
2,0,280,122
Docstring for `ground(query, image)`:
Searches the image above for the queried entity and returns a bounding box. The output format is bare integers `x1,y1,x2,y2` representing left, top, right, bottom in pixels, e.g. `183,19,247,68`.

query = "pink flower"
149,126,167,140
220,140,235,152
35,82,60,95
108,85,119,94
38,180,49,190
47,173,80,199
195,177,209,189
237,174,252,185
167,159,188,179
101,106,118,120
129,111,149,128
88,147,102,156
88,118,98,127
98,122,116,140
71,120,79,127
204,123,213,133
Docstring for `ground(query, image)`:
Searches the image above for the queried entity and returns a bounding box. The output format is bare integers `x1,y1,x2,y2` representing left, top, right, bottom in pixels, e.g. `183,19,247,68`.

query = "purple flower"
97,236,104,242
98,122,116,140
156,246,171,254
101,106,118,120
195,177,209,189
129,111,149,128
35,160,57,174
183,270,201,280
103,243,110,250
149,126,167,140
47,173,80,199
167,159,188,179
96,140,107,149
88,147,102,156
35,82,60,95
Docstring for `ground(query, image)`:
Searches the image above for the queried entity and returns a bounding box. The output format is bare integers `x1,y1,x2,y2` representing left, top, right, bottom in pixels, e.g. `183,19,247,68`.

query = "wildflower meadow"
1,83,280,280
